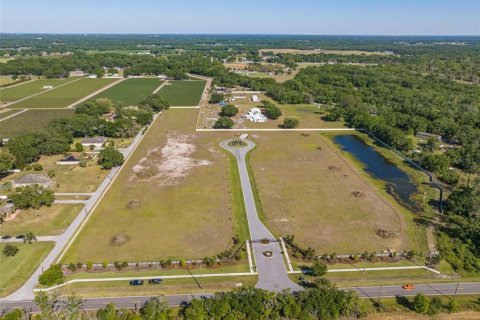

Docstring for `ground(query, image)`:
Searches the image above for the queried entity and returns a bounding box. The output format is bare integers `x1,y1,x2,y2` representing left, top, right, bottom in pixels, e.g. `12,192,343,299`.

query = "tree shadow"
395,295,412,310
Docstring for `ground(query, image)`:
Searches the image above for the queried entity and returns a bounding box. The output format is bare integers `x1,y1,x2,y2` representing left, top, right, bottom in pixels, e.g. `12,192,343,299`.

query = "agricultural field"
0,78,77,103
62,108,238,263
0,204,83,236
0,109,20,120
0,242,54,297
248,132,415,254
0,109,74,137
90,78,163,106
157,80,205,106
8,78,117,108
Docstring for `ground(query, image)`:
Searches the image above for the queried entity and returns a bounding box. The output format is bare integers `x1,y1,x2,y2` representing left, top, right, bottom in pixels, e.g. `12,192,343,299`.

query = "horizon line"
1,33,479,37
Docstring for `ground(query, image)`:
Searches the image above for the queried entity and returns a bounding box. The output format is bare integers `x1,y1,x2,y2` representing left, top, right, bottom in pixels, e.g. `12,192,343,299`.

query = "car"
148,279,162,285
15,235,24,239
402,284,415,291
2,235,12,240
129,280,144,286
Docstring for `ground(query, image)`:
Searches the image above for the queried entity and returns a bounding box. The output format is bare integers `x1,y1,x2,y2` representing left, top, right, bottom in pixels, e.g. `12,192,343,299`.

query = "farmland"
91,78,163,105
248,132,415,254
0,109,74,137
0,78,77,103
0,109,20,120
62,109,238,263
8,78,117,108
157,80,205,106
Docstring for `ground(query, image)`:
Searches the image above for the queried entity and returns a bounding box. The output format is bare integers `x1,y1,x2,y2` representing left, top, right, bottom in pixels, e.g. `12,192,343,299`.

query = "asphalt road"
2,282,479,311
221,139,303,292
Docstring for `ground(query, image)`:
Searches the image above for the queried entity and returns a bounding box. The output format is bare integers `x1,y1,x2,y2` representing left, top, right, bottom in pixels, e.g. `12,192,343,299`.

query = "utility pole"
453,280,460,301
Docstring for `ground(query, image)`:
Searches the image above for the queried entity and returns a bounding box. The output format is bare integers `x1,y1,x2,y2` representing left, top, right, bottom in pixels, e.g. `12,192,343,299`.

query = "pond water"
333,134,421,212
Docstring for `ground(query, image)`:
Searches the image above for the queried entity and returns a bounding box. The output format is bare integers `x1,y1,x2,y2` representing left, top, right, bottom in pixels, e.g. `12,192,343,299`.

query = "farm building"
81,137,107,150
244,108,267,123
417,132,442,141
13,174,52,188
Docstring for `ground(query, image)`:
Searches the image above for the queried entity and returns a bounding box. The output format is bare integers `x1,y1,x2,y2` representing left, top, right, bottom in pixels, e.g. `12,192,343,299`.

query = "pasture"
0,242,54,297
91,78,163,106
62,109,238,263
9,78,116,108
0,109,74,137
248,132,414,254
0,78,77,103
157,80,205,106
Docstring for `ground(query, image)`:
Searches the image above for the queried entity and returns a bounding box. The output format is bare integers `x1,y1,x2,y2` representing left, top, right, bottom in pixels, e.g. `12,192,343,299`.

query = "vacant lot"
9,78,116,108
248,132,411,253
0,242,54,297
91,78,163,106
0,204,83,236
0,78,78,103
0,109,74,137
259,48,394,56
63,109,237,263
157,80,205,106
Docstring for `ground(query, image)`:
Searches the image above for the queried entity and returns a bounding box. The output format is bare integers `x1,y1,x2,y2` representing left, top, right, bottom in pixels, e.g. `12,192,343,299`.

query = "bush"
220,104,238,117
97,146,124,170
179,259,186,267
283,118,299,129
77,262,83,270
86,261,93,271
411,293,429,314
209,92,225,104
102,261,108,269
263,101,282,120
74,142,84,152
439,170,459,185
67,263,77,272
2,244,19,257
203,257,215,267
39,264,64,286
428,297,443,315
214,117,234,129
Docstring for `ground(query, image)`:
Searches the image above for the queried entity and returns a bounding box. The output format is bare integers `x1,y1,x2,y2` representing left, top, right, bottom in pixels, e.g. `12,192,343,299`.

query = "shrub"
214,117,234,129
86,261,93,271
428,297,443,315
179,259,186,267
74,142,84,152
263,101,282,120
283,118,299,129
32,163,43,171
102,261,108,269
203,257,215,267
39,264,64,286
24,165,32,171
2,244,19,257
220,104,239,117
411,293,429,314
447,300,459,313
77,262,83,270
67,263,77,272
47,169,55,178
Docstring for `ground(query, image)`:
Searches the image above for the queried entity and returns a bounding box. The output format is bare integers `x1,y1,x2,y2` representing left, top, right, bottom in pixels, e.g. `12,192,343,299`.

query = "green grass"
91,78,163,106
0,242,54,297
0,204,83,236
157,80,205,106
0,109,74,137
0,109,20,120
0,78,78,103
9,78,117,108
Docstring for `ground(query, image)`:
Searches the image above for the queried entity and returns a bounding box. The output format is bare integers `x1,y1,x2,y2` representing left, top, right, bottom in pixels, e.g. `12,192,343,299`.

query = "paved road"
0,116,156,302
2,282,479,311
221,139,303,292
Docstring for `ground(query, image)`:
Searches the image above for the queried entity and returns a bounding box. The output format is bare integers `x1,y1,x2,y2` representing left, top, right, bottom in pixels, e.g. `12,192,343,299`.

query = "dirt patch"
126,200,141,209
110,234,130,246
328,165,342,171
352,191,366,198
132,133,212,185
377,228,398,239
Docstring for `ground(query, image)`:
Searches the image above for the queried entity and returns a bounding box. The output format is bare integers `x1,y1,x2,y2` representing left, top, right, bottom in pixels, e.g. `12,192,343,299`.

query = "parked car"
402,284,415,291
148,279,162,285
15,235,24,239
2,235,12,240
129,280,144,286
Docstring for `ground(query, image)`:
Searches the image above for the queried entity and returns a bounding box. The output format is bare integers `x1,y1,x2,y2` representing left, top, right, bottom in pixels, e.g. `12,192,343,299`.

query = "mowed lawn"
63,109,235,263
157,80,205,106
9,78,117,108
0,204,83,236
91,78,163,106
0,109,74,137
0,78,78,103
249,132,411,254
0,242,54,297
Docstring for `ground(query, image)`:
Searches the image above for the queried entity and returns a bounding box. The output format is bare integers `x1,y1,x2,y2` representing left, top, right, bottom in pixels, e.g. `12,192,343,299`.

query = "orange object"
402,284,415,290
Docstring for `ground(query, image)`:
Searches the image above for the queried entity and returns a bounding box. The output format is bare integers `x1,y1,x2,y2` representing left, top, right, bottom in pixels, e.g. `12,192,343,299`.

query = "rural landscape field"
0,1,479,318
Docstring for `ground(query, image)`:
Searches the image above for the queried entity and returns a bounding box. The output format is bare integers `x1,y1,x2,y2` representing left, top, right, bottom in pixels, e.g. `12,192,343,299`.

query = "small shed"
13,174,52,188
56,154,80,165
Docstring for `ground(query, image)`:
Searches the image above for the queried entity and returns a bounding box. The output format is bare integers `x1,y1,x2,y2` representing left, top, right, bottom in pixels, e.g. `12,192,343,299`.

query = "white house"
251,95,261,102
81,137,107,150
244,108,267,123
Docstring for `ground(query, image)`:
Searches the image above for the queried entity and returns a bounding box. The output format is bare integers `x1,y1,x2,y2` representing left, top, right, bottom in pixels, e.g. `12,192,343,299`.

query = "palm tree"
24,232,37,244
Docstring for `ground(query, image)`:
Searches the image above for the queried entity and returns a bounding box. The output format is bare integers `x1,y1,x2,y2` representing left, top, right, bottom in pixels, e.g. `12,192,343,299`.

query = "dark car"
129,280,144,286
15,235,24,239
148,279,162,285
2,235,12,240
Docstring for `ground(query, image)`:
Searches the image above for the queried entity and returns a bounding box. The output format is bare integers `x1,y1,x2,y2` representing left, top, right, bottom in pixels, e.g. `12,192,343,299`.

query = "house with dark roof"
56,154,80,165
81,137,107,150
12,174,52,188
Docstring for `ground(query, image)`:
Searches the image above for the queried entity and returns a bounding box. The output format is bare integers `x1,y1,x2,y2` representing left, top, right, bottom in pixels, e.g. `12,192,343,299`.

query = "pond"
333,134,421,212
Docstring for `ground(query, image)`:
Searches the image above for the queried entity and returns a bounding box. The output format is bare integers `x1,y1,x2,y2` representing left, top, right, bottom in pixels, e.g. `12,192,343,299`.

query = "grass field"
0,204,83,236
0,78,78,103
248,132,413,254
157,80,205,106
0,109,74,137
0,242,54,297
0,109,20,120
91,78,163,106
9,78,116,108
62,109,238,263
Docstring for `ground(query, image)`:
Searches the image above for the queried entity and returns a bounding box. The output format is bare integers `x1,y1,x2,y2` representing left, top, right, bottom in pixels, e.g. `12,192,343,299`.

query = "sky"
1,0,479,35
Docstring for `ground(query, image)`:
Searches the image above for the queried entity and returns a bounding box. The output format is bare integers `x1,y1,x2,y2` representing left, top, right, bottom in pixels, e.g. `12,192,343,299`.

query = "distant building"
417,132,442,141
81,137,107,150
56,154,80,165
13,174,52,188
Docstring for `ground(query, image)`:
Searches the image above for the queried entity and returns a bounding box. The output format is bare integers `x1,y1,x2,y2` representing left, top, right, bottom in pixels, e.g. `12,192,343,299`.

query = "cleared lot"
91,78,163,106
0,78,77,103
248,132,412,254
157,80,205,106
0,109,74,137
9,78,116,108
63,109,237,263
